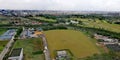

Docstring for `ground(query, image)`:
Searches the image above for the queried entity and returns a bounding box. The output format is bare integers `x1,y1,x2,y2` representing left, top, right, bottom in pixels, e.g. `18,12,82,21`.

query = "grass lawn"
13,38,44,60
0,41,8,53
83,20,120,33
0,29,8,53
44,30,100,59
0,20,9,25
116,52,120,58
0,29,7,35
0,15,9,20
30,17,56,23
68,18,120,33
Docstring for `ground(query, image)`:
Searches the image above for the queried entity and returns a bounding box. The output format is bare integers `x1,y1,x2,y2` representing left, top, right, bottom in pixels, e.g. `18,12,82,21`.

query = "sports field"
45,30,100,59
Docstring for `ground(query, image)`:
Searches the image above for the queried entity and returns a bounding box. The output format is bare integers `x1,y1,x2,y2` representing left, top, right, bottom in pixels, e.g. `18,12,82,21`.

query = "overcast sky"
0,0,120,11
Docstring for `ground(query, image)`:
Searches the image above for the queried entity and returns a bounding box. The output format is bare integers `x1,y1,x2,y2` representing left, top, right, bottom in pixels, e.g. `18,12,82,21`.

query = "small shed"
57,50,67,57
8,48,23,60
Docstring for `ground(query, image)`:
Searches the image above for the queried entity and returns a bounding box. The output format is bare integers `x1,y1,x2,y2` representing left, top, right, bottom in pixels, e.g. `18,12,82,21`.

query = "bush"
32,50,43,55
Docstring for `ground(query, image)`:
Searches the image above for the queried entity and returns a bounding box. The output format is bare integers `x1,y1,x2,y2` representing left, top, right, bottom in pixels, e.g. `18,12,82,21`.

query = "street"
41,34,51,60
0,36,15,60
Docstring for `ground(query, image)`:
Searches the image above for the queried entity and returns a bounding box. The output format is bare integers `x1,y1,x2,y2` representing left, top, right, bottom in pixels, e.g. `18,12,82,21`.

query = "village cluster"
94,34,120,52
0,27,43,60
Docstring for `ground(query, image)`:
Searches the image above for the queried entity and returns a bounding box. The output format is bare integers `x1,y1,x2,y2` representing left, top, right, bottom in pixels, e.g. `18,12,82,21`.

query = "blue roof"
0,29,16,40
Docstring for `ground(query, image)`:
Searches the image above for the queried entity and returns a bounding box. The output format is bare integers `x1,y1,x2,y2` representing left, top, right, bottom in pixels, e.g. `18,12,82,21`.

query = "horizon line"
1,9,120,12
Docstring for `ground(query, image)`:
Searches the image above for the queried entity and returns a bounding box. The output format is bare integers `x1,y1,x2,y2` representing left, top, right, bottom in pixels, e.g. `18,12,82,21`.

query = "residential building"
56,50,70,60
70,20,79,24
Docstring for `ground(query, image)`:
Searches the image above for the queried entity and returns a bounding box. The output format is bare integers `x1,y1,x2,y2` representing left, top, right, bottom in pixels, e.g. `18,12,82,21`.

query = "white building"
65,22,70,25
57,50,67,57
8,48,23,60
118,43,120,46
70,20,79,24
94,34,119,45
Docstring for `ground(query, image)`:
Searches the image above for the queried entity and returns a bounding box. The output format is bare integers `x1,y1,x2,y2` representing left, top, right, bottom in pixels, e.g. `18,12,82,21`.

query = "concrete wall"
8,48,23,60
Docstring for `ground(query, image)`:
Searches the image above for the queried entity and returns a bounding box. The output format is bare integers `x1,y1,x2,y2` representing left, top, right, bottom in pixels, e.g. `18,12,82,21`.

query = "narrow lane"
41,34,51,60
0,36,15,60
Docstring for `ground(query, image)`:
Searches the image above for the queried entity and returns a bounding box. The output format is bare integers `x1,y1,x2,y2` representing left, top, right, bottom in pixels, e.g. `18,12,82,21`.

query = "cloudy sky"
0,0,120,11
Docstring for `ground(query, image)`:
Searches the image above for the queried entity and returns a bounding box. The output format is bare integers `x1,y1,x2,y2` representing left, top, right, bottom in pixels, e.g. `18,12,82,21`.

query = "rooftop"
0,29,16,40
57,50,67,56
106,44,120,52
9,48,23,57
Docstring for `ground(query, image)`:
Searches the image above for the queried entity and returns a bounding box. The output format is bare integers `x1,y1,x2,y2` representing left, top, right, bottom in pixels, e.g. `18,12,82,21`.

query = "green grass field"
44,30,100,59
0,29,7,35
0,20,9,25
0,15,9,25
0,15,8,20
30,17,56,23
68,18,120,33
0,29,8,53
13,38,44,60
82,20,120,33
0,41,8,53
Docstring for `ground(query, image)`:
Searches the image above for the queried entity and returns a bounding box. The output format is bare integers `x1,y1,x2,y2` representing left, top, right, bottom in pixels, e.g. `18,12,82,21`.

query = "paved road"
41,34,51,60
20,29,27,39
0,36,14,60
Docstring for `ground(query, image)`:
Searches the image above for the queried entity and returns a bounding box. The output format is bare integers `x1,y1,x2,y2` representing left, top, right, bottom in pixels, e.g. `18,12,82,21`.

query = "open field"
29,17,56,23
0,15,9,20
13,38,44,60
0,20,9,25
0,41,8,53
116,52,120,58
0,29,7,35
0,15,9,25
44,30,100,59
83,20,120,33
68,18,120,33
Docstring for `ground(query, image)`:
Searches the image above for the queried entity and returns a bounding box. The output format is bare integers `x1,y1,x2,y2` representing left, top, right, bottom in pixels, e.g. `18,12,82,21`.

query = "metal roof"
9,48,23,57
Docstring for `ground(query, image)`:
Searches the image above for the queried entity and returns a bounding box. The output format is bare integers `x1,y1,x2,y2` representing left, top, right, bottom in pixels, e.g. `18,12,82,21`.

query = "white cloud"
0,0,120,11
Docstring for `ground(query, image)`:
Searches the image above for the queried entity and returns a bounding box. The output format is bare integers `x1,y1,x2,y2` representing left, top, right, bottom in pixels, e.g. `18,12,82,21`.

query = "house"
56,50,68,60
8,48,23,60
30,31,43,37
36,27,43,31
106,44,120,52
118,43,120,46
57,50,67,57
94,34,119,45
70,20,79,24
65,22,70,25
20,28,43,39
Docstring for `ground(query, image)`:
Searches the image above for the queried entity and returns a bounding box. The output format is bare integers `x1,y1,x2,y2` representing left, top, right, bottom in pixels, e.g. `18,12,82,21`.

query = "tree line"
69,24,120,40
